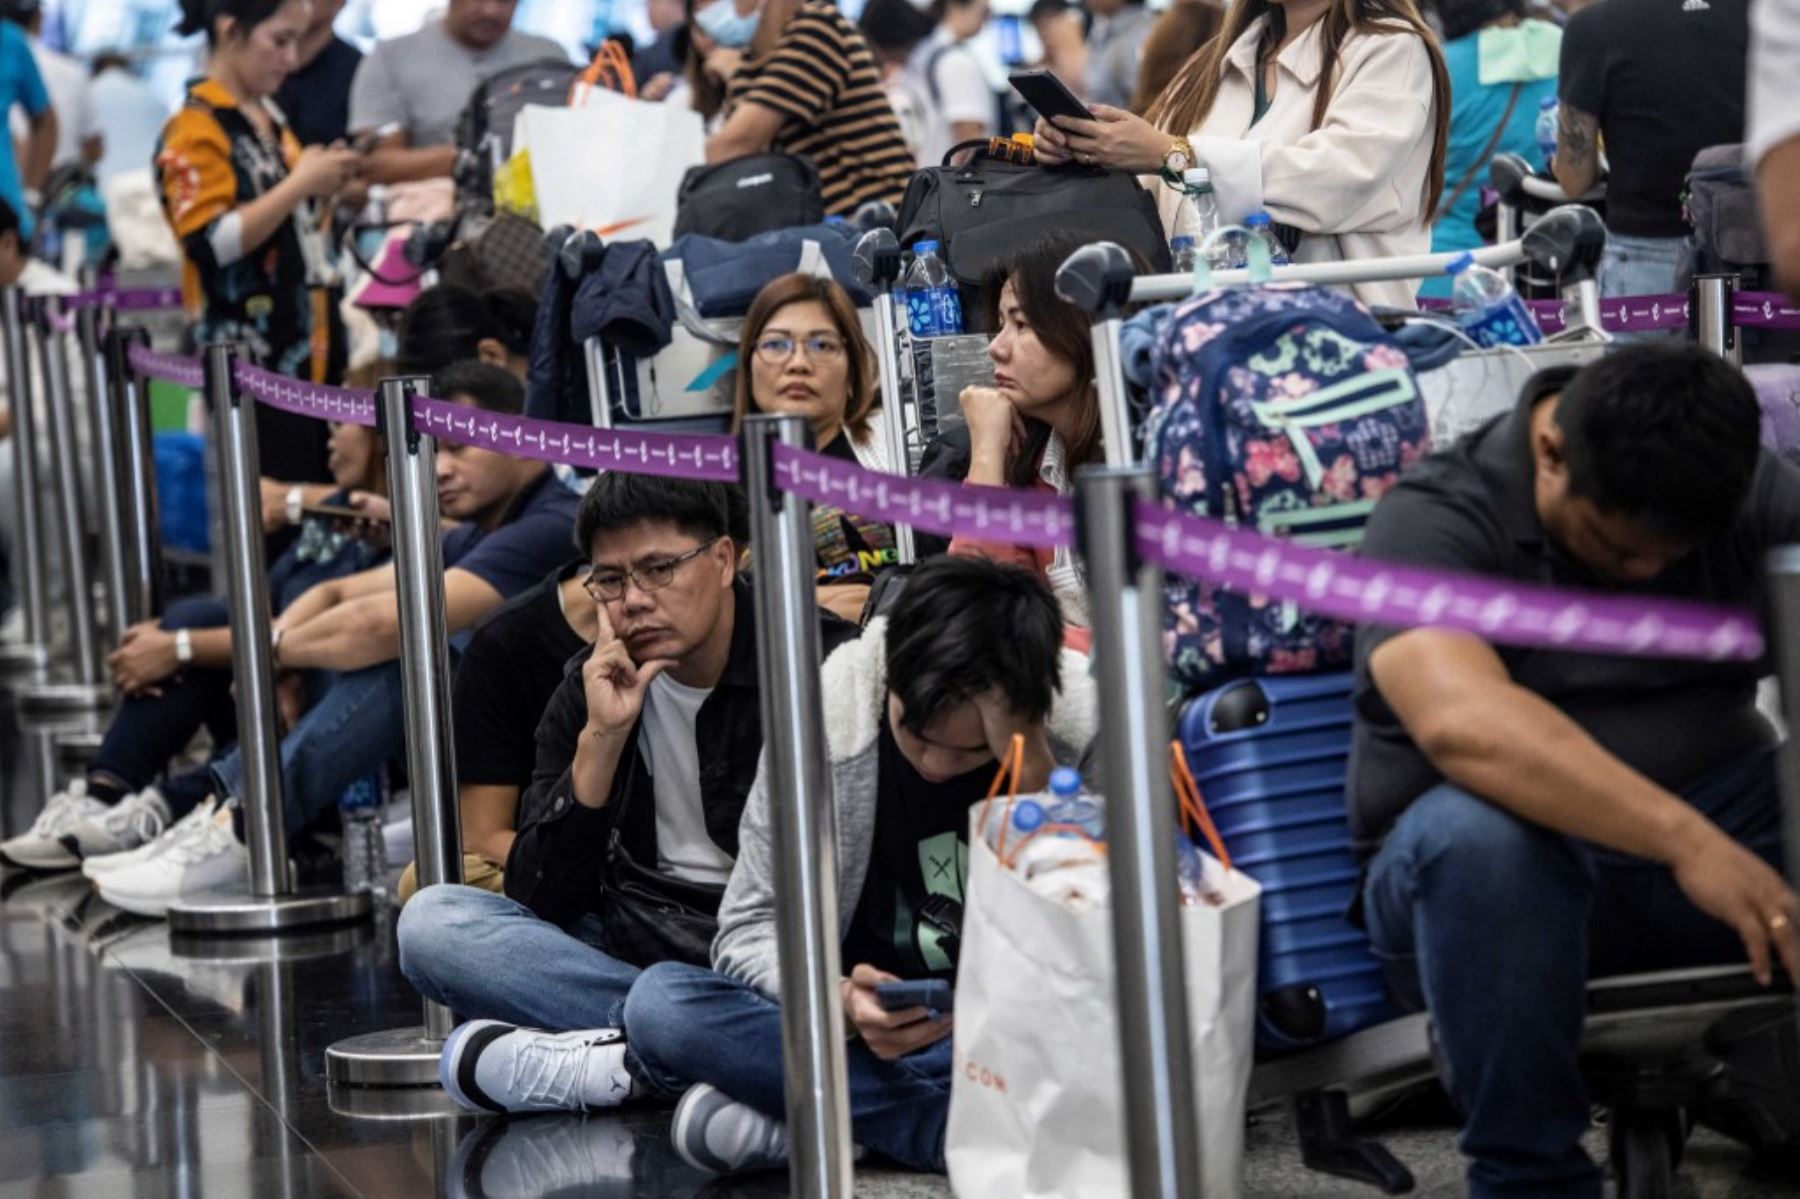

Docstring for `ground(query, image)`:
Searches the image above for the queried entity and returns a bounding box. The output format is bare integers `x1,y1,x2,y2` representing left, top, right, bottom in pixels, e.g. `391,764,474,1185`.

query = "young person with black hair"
1352,343,1800,1196
395,283,536,382
155,0,363,490
399,473,853,1071
436,558,1096,1177
83,363,579,918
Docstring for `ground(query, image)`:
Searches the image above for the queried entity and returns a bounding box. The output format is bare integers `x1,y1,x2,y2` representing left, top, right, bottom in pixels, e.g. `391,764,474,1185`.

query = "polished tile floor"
1,686,1794,1197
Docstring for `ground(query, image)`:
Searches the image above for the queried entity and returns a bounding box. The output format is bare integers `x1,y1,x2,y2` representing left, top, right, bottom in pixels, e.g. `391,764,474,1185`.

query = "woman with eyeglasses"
735,273,900,623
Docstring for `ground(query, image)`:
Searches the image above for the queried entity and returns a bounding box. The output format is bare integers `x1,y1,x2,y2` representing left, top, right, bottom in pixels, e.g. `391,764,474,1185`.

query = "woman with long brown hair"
1034,0,1451,309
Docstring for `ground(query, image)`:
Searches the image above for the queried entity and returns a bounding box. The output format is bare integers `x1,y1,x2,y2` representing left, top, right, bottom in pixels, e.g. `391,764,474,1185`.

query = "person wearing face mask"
156,0,362,498
1419,0,1558,298
923,236,1106,631
1033,0,1451,311
687,0,915,215
734,274,899,623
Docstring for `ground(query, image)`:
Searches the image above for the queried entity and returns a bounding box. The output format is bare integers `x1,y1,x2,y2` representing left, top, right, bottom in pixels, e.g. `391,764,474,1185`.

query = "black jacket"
504,577,855,927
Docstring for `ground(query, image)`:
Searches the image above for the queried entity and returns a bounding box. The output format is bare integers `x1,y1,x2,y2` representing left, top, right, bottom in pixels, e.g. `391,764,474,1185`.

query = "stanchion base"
0,642,49,676
327,1080,465,1120
170,922,375,964
54,726,106,769
166,887,372,935
18,681,112,713
326,1026,446,1089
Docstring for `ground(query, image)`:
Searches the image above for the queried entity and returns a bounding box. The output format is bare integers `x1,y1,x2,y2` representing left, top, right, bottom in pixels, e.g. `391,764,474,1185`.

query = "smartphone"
1008,68,1094,125
875,979,954,1017
302,501,385,523
351,122,402,154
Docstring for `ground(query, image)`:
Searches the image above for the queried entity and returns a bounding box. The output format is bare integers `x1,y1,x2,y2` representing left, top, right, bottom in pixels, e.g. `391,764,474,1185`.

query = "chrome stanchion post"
583,335,614,430
1078,465,1204,1199
78,302,131,647
19,297,108,710
0,286,50,674
743,414,853,1198
327,374,466,1088
1767,546,1800,1019
104,326,162,625
1056,242,1139,467
852,227,917,560
1692,273,1740,365
167,344,370,935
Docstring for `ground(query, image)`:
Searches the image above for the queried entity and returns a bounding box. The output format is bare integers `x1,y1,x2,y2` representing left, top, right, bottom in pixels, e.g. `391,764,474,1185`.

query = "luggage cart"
1490,153,1607,295
1065,208,1799,1195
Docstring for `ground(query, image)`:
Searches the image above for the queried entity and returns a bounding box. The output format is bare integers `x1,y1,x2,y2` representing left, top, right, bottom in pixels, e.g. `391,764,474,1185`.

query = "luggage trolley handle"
1056,242,1138,467
853,227,917,564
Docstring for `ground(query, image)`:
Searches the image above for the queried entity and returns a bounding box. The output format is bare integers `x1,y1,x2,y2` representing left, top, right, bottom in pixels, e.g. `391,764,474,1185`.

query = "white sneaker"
97,801,247,918
671,1083,791,1176
83,796,217,880
439,1020,635,1115
64,787,171,861
0,781,107,870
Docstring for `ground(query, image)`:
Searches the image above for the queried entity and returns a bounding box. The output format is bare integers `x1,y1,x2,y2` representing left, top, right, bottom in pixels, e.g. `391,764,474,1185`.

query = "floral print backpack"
1144,282,1431,689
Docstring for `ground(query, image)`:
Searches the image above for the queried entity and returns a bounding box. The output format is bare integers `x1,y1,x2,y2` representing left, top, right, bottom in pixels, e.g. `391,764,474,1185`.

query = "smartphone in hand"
874,979,954,1018
1008,69,1095,125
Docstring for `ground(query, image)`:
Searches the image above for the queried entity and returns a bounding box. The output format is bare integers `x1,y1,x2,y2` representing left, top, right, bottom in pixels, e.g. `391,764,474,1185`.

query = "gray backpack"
1680,143,1764,278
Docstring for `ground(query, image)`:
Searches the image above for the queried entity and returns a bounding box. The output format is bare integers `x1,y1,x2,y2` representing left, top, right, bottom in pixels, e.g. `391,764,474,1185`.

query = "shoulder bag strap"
1441,83,1526,220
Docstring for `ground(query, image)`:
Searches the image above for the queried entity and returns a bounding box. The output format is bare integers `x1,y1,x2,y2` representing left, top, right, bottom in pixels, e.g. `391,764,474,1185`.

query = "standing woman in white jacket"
1033,0,1450,309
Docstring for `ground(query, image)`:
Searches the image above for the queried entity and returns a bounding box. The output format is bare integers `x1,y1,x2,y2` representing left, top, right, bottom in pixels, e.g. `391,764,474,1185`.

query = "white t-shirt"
639,672,735,886
1750,0,1800,165
902,30,994,170
9,39,94,170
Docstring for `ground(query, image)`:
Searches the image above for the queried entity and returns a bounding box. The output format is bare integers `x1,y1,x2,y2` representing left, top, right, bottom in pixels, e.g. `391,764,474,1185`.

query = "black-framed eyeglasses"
583,539,720,603
753,334,847,364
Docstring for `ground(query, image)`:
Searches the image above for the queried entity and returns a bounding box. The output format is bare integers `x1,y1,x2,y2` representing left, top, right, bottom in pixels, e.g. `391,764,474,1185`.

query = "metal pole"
1693,273,1740,365
1766,547,1800,1023
167,344,369,935
18,298,107,709
870,289,916,561
1078,465,1203,1199
0,286,50,673
1092,315,1131,467
584,336,614,430
327,375,466,1087
103,326,162,625
1495,202,1520,287
77,304,131,647
744,414,854,1198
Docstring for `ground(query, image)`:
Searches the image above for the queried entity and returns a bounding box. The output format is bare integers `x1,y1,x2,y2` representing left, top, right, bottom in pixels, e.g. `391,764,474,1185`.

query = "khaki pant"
395,853,505,905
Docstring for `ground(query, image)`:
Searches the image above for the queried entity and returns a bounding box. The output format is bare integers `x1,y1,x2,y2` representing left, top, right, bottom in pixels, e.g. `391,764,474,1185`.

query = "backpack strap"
1442,83,1526,219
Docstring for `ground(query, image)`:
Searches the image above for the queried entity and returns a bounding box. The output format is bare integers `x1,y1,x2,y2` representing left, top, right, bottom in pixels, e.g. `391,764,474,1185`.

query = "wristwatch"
174,628,193,665
285,485,304,527
1161,137,1194,180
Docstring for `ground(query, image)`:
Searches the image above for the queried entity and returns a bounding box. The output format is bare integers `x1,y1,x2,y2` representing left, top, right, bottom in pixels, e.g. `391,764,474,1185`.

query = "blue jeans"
624,961,954,1172
88,595,237,817
1598,232,1684,341
397,884,642,1032
1362,748,1784,1199
209,660,406,834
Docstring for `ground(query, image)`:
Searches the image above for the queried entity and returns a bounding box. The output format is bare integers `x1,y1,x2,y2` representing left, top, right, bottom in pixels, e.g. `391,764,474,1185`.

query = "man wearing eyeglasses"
399,473,854,1106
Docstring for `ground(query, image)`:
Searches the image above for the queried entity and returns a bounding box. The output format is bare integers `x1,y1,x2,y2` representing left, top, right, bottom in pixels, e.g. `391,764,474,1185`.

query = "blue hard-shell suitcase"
1177,672,1400,1053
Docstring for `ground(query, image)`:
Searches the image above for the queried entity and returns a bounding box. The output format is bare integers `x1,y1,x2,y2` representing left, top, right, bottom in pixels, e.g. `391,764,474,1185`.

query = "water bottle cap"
1170,235,1195,249
1182,167,1211,187
1243,211,1271,228
1049,766,1082,797
1011,799,1046,832
1446,251,1476,275
915,239,940,253
1539,96,1558,109
825,215,846,225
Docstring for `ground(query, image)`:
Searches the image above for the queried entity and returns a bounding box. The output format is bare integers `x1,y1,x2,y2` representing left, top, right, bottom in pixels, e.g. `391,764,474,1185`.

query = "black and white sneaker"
671,1083,790,1176
439,1020,635,1114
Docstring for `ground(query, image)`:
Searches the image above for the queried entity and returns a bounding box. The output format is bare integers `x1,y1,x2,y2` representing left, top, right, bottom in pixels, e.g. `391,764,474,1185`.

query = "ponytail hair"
176,0,293,45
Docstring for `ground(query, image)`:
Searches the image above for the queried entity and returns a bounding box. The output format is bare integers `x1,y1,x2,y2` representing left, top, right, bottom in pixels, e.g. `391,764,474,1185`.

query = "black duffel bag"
672,153,826,243
897,139,1171,302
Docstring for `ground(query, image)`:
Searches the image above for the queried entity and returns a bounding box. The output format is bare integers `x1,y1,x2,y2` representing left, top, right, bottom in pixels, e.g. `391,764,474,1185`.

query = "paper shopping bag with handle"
515,90,703,249
946,741,1260,1198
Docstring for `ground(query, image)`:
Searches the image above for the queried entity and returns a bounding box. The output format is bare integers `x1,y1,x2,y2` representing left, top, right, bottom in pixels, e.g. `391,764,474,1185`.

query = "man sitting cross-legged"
398,473,853,1109
439,557,1097,1178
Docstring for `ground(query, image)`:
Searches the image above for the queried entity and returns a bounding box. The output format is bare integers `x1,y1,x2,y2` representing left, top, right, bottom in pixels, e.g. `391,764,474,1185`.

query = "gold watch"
1162,137,1194,176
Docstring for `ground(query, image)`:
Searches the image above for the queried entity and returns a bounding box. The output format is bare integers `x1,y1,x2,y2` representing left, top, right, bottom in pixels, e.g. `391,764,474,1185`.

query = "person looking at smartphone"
1030,0,1450,310
425,559,1095,1181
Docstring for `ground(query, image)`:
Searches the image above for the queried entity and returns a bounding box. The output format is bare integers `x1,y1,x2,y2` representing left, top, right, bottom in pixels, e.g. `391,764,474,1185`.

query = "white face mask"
694,0,762,48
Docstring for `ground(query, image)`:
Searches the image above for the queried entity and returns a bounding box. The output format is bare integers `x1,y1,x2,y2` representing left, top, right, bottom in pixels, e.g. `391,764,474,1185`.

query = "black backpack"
896,139,1171,299
672,154,826,243
453,58,582,212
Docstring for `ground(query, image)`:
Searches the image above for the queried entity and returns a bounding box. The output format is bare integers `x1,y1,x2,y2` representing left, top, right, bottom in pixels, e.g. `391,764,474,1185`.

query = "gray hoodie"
712,617,1102,998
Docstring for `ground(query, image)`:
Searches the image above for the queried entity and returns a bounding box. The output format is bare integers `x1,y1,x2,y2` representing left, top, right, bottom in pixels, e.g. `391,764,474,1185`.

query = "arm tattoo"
1557,105,1598,168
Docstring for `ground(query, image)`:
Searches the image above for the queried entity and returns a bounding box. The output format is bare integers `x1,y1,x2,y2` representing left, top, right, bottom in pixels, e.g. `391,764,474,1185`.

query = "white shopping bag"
515,92,703,248
946,809,1261,1198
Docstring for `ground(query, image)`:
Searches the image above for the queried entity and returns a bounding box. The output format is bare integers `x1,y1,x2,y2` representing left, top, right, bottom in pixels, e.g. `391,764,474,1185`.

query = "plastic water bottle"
905,240,963,338
1243,211,1291,267
339,773,388,894
1170,235,1198,274
1448,252,1545,348
1173,168,1223,266
1041,766,1104,839
1534,97,1559,171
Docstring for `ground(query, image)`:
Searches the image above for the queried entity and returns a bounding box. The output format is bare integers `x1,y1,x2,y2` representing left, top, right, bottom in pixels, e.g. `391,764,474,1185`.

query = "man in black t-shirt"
273,0,363,148
1350,344,1800,1196
1554,0,1748,304
627,558,1099,1177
